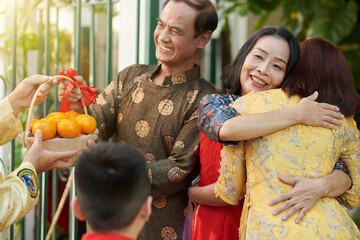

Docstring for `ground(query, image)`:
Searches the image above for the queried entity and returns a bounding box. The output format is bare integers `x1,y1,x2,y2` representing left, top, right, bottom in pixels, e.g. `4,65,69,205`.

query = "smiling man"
58,0,218,239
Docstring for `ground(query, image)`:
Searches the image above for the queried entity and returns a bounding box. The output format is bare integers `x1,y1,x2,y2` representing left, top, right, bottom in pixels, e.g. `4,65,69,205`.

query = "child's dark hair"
75,142,150,231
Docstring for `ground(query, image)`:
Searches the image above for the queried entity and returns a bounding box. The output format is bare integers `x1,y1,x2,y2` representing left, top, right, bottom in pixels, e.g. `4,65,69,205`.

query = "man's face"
154,1,203,71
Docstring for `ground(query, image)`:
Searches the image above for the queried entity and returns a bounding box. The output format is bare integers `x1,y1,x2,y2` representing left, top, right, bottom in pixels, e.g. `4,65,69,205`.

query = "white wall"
117,0,160,69
117,0,141,71
228,13,248,60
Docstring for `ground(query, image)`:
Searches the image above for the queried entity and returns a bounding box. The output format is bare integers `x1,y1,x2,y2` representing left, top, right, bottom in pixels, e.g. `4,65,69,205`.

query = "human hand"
24,130,78,174
58,76,87,113
295,91,344,130
8,75,55,117
87,139,96,148
269,175,326,223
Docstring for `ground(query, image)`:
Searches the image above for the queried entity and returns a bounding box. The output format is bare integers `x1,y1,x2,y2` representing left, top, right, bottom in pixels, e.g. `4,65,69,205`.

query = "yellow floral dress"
214,89,360,239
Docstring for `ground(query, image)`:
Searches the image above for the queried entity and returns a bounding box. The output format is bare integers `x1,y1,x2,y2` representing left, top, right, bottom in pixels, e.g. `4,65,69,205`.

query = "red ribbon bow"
57,68,99,113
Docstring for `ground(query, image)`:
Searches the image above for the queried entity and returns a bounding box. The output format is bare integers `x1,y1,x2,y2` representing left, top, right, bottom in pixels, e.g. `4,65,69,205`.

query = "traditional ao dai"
215,89,360,239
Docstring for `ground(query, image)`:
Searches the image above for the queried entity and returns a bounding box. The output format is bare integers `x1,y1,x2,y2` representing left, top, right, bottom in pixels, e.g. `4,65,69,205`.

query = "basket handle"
26,75,87,130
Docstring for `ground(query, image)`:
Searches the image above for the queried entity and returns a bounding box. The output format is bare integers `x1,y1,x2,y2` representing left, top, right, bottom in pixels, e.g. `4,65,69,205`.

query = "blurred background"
0,0,359,239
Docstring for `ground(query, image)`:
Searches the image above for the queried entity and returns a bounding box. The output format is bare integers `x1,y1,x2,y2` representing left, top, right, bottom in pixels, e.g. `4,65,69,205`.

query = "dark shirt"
89,64,215,239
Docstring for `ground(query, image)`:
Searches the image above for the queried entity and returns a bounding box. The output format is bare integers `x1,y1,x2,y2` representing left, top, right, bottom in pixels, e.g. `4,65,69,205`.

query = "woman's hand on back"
269,175,324,223
269,170,350,223
295,91,344,130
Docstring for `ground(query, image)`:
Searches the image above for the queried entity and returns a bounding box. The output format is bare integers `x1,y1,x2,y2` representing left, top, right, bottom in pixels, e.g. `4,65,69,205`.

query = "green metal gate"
3,0,217,239
5,0,159,239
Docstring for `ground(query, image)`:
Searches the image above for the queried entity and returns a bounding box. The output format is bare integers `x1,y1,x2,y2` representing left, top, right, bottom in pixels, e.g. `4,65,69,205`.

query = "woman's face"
240,35,290,96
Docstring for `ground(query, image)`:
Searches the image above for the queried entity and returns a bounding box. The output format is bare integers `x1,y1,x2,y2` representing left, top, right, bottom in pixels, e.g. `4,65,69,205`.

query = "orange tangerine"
32,119,57,140
76,114,97,134
65,110,80,120
57,119,81,138
29,119,38,130
46,112,69,124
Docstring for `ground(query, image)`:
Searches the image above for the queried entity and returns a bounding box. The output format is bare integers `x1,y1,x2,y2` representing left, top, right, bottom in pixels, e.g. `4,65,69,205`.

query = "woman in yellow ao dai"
215,38,360,240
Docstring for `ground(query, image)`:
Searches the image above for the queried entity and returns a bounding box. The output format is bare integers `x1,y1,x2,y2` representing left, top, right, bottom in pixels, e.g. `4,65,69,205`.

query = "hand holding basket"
19,75,98,163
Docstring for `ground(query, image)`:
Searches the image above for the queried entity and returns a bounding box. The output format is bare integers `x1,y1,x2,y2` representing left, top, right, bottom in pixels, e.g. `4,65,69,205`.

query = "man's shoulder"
121,64,156,75
119,64,156,84
190,77,216,93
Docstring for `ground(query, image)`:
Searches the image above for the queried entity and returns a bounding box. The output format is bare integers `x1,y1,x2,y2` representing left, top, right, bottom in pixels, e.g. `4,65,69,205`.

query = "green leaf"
340,25,360,91
251,0,282,11
255,12,270,30
236,3,250,16
222,18,229,32
18,28,39,51
308,1,358,43
0,28,13,43
222,3,250,16
248,2,262,15
342,48,360,90
343,50,360,71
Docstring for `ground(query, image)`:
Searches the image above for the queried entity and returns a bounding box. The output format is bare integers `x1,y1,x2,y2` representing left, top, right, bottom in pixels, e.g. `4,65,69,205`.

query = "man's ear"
198,30,213,50
71,196,86,221
139,196,153,222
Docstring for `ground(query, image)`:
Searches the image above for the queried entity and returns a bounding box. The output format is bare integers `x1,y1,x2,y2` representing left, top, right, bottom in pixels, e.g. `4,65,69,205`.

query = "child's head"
72,142,151,233
222,26,300,95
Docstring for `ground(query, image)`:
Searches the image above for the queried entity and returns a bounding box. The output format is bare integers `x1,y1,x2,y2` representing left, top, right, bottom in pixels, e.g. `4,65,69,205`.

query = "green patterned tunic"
89,64,215,239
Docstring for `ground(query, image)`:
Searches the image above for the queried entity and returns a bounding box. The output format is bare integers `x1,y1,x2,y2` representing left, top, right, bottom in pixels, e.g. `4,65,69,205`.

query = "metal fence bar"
52,7,60,240
69,168,77,240
40,0,51,239
51,169,58,240
20,218,25,240
209,39,217,85
54,7,60,109
69,0,82,238
45,0,51,108
106,0,113,85
90,6,95,86
145,0,159,65
36,174,42,240
9,0,17,237
75,0,82,74
37,9,44,119
35,10,43,240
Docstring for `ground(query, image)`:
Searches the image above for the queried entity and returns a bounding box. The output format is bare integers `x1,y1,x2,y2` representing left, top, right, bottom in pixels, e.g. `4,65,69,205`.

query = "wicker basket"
18,75,98,162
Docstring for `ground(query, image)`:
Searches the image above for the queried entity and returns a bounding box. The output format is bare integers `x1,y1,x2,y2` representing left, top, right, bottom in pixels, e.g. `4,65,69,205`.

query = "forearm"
88,92,117,140
335,131,360,209
147,155,198,200
0,162,39,231
7,92,22,117
319,170,351,198
188,184,228,206
0,98,23,145
198,94,238,143
219,106,299,141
